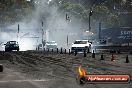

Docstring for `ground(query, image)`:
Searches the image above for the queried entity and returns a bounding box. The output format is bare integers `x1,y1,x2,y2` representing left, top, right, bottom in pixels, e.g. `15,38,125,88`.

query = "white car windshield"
74,41,87,44
9,41,17,44
46,41,56,44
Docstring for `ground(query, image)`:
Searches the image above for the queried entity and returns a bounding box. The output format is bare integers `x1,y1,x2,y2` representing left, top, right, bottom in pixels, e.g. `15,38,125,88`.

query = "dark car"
4,41,19,52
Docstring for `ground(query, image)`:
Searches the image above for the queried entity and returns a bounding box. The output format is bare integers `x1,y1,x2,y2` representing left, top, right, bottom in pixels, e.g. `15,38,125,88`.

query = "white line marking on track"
0,79,54,83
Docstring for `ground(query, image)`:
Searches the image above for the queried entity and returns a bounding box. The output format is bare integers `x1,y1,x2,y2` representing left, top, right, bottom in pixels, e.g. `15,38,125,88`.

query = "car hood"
72,44,89,47
46,44,57,46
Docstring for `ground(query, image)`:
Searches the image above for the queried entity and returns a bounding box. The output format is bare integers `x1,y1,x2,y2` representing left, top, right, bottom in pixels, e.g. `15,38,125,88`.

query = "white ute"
45,41,57,50
71,40,91,53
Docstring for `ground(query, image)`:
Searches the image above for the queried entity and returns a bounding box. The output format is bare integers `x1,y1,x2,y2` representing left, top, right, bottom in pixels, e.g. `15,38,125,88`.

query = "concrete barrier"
0,64,3,72
69,49,70,55
65,49,66,54
75,49,77,56
84,49,86,57
92,50,95,58
60,47,63,54
100,54,104,60
125,55,129,63
57,48,58,53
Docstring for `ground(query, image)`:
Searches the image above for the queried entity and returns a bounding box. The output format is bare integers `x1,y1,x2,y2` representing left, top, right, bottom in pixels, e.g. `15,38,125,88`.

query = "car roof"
46,41,56,43
75,40,88,41
8,41,17,42
47,41,56,42
7,41,18,43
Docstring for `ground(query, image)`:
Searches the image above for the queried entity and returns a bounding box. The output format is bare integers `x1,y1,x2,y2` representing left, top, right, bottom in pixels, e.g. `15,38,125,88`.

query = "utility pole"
89,8,93,32
66,13,71,47
67,35,68,46
41,21,44,49
99,22,101,40
17,24,19,41
87,8,93,40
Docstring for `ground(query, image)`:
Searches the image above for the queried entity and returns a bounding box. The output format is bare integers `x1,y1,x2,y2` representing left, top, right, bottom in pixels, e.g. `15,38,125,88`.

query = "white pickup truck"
45,41,57,49
71,40,91,53
37,41,57,50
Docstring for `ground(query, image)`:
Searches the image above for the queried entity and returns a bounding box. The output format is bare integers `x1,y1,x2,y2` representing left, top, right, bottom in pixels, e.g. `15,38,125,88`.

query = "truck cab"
45,41,57,50
71,40,91,53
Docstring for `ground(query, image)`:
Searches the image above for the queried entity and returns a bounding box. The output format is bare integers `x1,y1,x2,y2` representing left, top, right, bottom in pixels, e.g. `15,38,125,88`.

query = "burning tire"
77,66,87,84
76,75,86,84
79,76,86,84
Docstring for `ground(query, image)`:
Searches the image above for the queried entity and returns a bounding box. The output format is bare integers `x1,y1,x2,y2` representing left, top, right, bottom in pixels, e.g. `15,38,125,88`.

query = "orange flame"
78,65,86,76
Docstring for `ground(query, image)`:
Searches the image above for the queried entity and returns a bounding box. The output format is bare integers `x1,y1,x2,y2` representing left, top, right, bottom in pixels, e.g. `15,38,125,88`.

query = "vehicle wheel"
8,50,11,52
0,65,3,72
71,51,74,54
5,49,8,52
71,52,73,54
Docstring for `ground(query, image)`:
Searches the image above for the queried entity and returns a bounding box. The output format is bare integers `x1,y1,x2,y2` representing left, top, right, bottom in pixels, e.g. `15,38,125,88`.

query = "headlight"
15,45,19,47
71,47,75,50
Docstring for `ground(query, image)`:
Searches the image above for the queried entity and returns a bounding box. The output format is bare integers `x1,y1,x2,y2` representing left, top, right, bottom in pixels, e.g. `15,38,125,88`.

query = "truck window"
74,41,87,44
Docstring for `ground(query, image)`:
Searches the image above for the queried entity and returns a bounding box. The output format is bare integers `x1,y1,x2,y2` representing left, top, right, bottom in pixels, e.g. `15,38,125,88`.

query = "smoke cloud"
0,0,88,51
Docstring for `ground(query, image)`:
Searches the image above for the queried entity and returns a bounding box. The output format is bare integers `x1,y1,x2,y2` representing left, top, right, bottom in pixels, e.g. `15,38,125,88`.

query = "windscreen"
74,41,87,44
9,41,17,44
47,41,56,44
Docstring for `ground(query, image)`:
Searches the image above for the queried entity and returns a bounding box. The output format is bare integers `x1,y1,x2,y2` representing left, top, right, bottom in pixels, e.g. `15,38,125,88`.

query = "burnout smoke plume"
0,0,90,51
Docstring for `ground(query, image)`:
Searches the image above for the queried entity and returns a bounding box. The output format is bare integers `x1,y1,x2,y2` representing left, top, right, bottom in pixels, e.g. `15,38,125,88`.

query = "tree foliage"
0,0,33,25
57,0,120,28
0,0,131,27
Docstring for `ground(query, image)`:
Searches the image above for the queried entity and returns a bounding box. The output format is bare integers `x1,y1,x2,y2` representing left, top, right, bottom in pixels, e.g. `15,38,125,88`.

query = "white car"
45,41,57,49
71,40,91,53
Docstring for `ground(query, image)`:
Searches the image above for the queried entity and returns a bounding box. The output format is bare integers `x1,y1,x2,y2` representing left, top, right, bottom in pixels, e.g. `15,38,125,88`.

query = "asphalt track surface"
0,51,132,88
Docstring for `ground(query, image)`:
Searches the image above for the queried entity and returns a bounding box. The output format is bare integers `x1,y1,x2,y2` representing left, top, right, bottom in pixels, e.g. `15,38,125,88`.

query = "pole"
66,13,68,22
42,21,44,49
17,24,19,41
88,8,92,40
66,13,70,47
99,22,101,40
89,14,91,32
67,35,68,46
89,8,93,31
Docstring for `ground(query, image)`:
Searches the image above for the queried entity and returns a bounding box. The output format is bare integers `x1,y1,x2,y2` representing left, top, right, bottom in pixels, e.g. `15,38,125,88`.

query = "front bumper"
46,45,57,49
71,47,86,53
5,47,19,50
